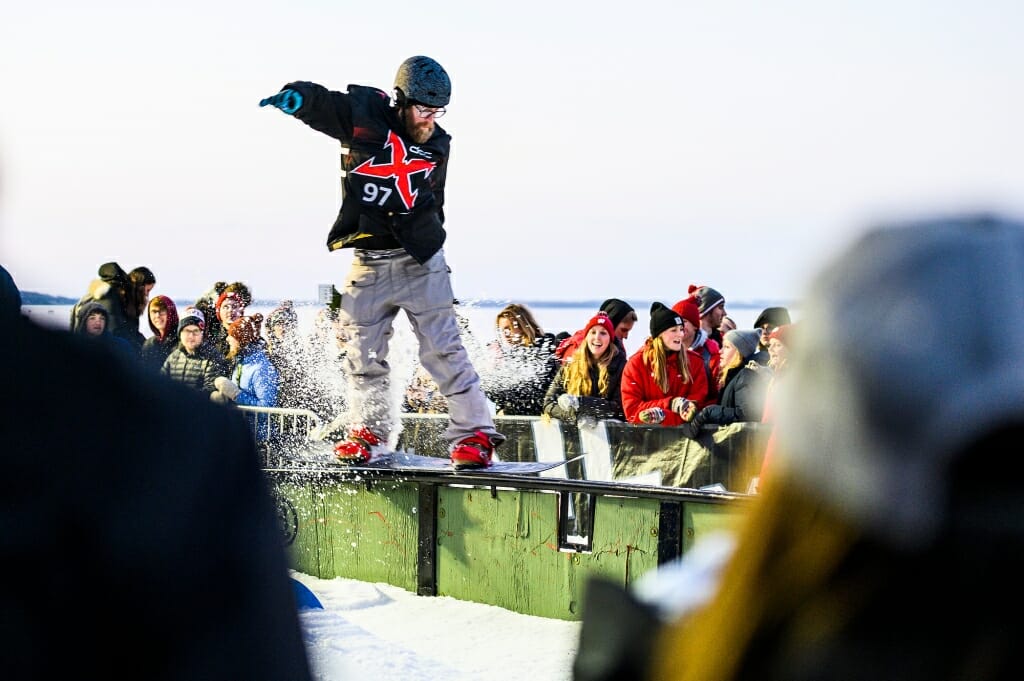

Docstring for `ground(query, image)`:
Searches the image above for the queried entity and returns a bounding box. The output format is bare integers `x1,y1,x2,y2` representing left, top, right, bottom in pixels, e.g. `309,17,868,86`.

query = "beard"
403,111,435,144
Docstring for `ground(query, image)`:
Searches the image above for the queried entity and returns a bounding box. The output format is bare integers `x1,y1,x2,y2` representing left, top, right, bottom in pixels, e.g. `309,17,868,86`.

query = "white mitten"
557,393,580,412
670,397,690,416
214,376,241,400
210,390,230,405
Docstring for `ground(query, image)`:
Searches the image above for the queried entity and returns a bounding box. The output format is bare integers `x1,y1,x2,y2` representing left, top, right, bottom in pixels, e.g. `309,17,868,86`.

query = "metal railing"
236,405,322,442
242,406,768,494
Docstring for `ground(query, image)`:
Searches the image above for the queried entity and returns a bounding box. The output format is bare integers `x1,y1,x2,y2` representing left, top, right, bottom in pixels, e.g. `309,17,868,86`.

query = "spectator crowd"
63,261,795,476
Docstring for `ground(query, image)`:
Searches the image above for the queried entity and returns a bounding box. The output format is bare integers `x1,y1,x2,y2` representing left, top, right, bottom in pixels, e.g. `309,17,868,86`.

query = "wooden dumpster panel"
276,480,330,577
682,501,745,553
436,488,662,620
280,479,420,589
326,482,419,589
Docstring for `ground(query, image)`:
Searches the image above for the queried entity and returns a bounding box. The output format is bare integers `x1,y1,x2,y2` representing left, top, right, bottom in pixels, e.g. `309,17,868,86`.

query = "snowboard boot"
334,426,383,464
450,430,495,470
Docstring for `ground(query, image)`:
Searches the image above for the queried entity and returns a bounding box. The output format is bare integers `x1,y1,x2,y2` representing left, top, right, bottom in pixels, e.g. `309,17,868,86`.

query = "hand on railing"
670,397,697,422
214,376,241,400
638,407,666,424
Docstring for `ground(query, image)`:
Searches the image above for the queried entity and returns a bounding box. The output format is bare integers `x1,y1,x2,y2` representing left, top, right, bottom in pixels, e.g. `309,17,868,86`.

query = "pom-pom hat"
670,297,701,329
228,314,263,347
178,307,206,334
688,284,725,315
585,312,615,339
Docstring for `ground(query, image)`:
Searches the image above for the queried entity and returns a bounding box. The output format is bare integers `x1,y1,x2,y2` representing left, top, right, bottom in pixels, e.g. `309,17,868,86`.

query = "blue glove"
259,89,303,114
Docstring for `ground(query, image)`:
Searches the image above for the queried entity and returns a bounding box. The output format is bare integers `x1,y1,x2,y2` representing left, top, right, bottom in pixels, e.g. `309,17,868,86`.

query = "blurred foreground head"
775,213,1024,545
640,214,1024,681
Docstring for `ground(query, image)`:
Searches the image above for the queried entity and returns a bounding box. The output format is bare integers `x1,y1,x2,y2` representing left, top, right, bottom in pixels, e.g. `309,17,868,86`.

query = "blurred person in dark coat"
0,263,311,679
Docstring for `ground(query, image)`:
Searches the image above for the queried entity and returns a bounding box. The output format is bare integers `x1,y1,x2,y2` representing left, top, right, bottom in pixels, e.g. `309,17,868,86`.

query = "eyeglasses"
412,104,446,119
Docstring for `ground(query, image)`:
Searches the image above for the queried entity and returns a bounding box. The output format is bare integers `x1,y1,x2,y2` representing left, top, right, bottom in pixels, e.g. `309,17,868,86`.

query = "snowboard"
279,442,579,475
351,450,582,475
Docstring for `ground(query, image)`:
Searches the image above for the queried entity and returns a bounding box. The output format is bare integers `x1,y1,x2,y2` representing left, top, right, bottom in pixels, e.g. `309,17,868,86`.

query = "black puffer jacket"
161,341,226,395
698,363,772,425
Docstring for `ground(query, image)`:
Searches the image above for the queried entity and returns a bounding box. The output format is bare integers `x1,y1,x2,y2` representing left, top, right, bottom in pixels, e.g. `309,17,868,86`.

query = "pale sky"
2,1,1022,304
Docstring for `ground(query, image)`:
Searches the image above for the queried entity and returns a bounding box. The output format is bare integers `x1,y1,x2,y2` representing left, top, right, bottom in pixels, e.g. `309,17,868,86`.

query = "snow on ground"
294,572,581,681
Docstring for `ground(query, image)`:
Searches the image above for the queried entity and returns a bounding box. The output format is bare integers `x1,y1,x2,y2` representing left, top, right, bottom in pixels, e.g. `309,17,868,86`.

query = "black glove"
678,408,707,439
259,89,303,114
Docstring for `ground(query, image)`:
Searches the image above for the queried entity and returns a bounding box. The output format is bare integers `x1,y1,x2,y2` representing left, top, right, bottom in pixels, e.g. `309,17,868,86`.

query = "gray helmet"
394,56,451,107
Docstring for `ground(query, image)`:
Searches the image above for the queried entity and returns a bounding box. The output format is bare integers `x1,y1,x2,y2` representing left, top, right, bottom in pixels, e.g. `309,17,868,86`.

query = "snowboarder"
260,55,505,468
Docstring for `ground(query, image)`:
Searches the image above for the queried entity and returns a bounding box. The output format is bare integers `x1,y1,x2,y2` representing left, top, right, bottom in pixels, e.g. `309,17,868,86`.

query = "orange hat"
228,314,263,347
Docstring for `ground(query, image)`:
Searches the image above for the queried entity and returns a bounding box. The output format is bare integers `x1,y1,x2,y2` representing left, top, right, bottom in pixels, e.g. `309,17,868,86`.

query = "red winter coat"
621,343,710,425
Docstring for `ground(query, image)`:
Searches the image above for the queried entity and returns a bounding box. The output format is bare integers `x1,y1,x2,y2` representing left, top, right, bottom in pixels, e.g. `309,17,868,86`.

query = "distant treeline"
21,291,78,305
22,293,791,310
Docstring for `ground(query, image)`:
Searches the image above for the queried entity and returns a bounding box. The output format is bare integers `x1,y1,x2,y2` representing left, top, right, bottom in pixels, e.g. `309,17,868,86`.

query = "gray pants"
338,248,503,450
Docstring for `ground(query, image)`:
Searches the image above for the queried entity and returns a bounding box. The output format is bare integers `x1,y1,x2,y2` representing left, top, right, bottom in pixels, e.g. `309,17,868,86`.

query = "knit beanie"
228,314,263,347
753,306,791,330
687,284,725,316
768,323,794,347
724,329,761,360
649,302,684,338
585,312,616,339
178,306,206,334
670,297,700,328
268,300,299,331
600,298,635,328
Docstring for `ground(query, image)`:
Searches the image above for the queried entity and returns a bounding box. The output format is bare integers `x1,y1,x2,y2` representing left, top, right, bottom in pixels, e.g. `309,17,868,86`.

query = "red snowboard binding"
334,426,382,464
450,430,495,470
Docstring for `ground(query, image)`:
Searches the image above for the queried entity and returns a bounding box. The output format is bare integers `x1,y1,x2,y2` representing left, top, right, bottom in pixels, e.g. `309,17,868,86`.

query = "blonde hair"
642,336,692,393
495,304,543,347
717,341,746,390
564,334,618,397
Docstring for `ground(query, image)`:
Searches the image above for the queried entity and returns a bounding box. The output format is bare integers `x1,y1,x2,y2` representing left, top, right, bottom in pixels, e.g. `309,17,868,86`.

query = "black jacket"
542,350,627,422
286,82,450,263
483,334,560,417
699,363,771,425
0,286,311,680
161,340,227,394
